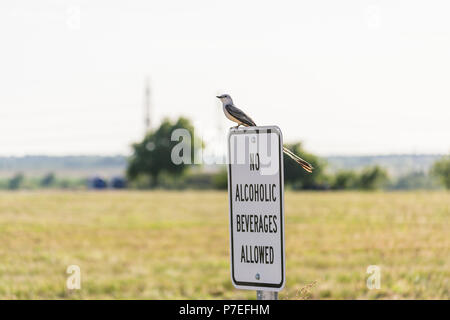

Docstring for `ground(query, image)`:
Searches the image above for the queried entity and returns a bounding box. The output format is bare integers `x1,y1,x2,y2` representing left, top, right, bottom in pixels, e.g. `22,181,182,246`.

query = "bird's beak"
216,95,222,99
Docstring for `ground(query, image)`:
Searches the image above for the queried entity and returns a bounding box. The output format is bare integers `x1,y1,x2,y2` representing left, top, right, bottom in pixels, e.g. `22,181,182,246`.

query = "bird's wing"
225,105,257,127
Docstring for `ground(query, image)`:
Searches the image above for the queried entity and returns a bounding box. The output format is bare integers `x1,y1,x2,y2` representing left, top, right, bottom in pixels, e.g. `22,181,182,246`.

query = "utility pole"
216,91,225,164
144,77,151,133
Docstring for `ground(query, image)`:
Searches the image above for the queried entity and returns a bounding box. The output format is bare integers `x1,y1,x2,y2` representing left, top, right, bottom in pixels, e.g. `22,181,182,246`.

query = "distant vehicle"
111,176,126,189
89,176,107,189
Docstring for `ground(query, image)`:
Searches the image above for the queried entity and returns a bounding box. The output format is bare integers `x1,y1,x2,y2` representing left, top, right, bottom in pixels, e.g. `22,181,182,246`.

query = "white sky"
0,0,449,156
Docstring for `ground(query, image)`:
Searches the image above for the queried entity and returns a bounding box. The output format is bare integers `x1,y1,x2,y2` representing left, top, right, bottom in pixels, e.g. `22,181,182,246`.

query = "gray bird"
217,94,314,173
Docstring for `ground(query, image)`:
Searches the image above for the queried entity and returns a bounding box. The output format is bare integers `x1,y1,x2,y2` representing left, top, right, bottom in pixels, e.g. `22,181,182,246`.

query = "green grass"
0,191,448,299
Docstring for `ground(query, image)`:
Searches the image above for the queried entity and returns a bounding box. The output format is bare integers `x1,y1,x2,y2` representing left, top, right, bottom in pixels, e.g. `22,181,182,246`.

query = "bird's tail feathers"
283,146,314,173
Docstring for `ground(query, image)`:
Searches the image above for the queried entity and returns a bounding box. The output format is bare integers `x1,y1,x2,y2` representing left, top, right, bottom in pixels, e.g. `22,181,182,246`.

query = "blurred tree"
40,172,55,188
283,142,328,190
392,171,437,190
431,156,450,189
357,166,389,190
127,117,202,188
8,173,24,190
331,170,358,190
213,167,228,190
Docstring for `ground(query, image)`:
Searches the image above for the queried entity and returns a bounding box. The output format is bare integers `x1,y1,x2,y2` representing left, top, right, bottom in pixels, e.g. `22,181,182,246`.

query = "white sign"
227,126,285,291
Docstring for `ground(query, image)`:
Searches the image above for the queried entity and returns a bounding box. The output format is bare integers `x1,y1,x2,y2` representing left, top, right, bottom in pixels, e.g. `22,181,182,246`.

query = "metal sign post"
257,290,278,300
227,126,285,299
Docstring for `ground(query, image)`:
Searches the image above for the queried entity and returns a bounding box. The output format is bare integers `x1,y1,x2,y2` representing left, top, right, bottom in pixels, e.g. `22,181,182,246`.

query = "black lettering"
259,246,264,263
255,153,260,170
270,247,274,264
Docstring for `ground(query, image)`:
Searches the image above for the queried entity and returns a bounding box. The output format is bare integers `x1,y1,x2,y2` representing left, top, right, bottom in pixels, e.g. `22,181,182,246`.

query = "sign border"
227,125,285,291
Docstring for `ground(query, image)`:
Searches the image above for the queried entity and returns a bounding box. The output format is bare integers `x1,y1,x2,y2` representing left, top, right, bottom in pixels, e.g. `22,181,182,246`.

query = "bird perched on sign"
217,94,314,173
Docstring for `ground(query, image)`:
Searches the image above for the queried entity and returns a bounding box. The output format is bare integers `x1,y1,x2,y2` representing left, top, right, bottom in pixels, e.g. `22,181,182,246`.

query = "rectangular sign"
227,126,285,291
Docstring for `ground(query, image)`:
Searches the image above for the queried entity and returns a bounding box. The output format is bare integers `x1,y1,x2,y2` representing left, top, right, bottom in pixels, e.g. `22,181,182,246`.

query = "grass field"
0,191,448,299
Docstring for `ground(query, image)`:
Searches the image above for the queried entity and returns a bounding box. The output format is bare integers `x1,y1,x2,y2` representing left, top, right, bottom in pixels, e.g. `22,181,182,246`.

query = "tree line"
1,117,448,191
125,117,449,191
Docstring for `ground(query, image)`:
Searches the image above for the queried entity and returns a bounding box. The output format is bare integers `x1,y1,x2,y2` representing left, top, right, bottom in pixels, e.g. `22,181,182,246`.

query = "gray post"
256,290,278,300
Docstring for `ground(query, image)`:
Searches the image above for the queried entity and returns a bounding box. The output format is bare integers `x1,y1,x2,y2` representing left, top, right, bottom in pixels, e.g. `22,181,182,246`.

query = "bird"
217,94,314,173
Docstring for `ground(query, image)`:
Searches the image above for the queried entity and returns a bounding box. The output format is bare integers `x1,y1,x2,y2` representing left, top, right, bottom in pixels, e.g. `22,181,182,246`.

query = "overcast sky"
0,0,449,156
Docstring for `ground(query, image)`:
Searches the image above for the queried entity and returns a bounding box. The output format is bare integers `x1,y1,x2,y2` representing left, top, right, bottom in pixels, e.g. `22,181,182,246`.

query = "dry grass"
0,191,448,299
